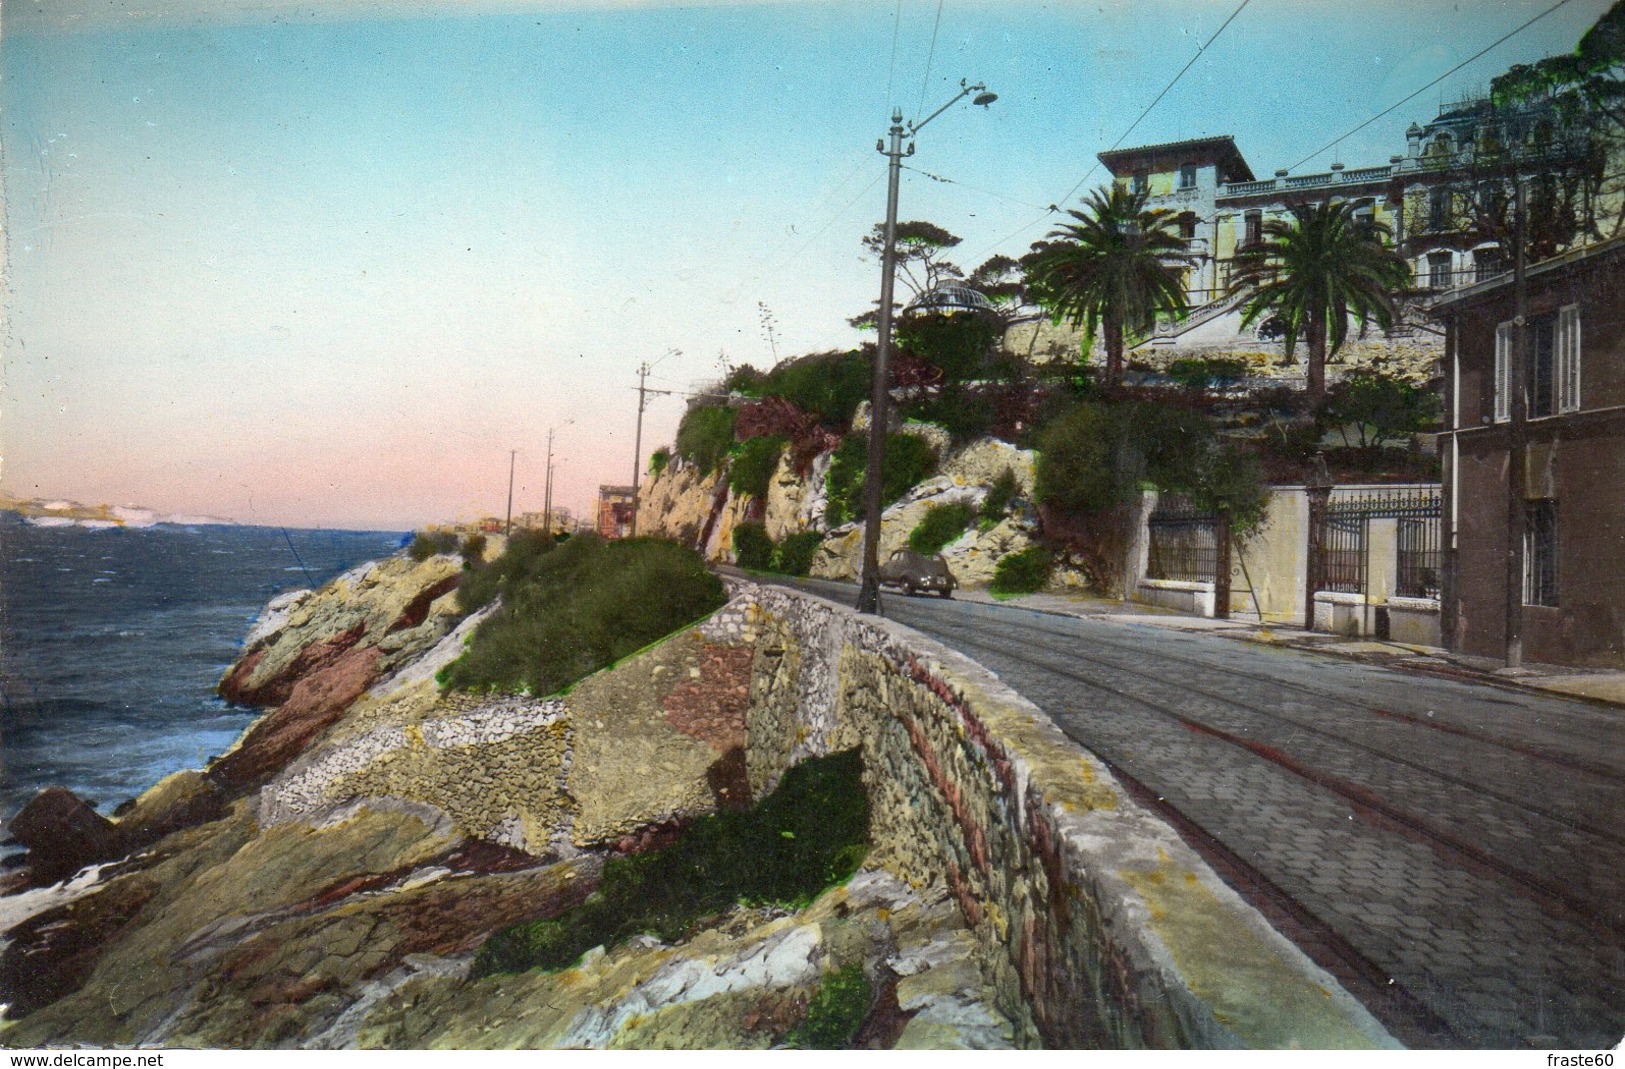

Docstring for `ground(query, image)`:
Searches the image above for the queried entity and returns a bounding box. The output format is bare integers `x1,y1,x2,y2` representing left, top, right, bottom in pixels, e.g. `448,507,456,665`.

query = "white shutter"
1494,321,1512,423
1558,303,1581,413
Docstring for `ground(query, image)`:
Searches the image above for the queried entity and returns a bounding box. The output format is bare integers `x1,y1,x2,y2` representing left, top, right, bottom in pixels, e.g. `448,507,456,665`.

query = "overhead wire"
1284,0,1579,172
967,0,1254,264
916,0,947,122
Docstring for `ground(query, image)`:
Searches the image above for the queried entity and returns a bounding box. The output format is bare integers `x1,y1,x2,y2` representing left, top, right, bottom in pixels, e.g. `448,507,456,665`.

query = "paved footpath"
789,578,1625,1049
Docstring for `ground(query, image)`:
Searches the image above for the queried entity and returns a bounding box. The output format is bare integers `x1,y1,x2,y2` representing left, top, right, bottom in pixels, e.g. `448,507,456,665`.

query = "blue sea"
0,516,405,848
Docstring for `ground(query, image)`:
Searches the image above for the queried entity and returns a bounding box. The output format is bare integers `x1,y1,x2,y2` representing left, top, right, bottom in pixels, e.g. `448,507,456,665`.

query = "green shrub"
674,404,739,476
752,350,871,427
441,534,725,695
894,311,999,384
908,502,975,555
649,448,671,477
459,533,488,568
1035,401,1216,516
824,432,938,528
771,531,823,577
732,521,775,570
978,468,1019,530
456,528,556,613
1168,357,1247,389
990,546,1052,595
472,749,869,977
902,385,995,444
786,964,874,1049
728,435,787,500
407,529,459,561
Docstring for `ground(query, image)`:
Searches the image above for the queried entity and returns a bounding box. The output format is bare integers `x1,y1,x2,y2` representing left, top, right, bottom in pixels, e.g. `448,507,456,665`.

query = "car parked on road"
879,549,957,598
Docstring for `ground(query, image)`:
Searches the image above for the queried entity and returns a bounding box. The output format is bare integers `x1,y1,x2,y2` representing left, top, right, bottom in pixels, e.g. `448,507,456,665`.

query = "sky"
1,0,1611,530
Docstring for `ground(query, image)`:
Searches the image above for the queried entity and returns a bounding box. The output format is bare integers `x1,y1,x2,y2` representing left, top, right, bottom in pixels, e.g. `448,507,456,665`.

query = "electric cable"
1285,0,1579,172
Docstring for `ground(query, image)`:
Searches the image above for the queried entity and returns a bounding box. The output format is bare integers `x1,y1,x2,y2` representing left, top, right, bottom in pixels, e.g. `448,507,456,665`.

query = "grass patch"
824,432,938,528
978,467,1019,531
472,749,870,977
907,502,975,555
728,434,787,500
675,404,739,476
407,529,459,561
441,534,724,696
785,963,874,1049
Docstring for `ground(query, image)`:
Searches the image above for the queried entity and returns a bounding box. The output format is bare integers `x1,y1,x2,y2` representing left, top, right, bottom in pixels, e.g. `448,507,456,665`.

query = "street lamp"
855,79,996,616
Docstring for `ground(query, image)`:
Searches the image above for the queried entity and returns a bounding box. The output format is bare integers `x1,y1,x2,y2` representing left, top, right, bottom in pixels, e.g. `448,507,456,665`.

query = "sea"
0,515,405,851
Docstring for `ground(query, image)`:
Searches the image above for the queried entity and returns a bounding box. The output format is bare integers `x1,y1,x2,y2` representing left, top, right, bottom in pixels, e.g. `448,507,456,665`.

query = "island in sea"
0,494,235,529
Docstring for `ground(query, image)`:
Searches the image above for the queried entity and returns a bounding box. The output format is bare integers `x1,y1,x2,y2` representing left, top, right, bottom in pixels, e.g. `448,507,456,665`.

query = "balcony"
1219,164,1395,200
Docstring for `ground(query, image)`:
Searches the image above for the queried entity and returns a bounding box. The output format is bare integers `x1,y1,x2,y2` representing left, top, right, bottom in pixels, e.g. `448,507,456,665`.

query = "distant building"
596,485,637,539
1433,236,1625,667
517,508,573,534
1095,96,1599,364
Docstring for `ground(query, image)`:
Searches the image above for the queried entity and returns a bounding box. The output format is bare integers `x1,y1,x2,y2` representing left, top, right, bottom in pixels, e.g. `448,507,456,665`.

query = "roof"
1097,135,1256,182
1430,236,1625,313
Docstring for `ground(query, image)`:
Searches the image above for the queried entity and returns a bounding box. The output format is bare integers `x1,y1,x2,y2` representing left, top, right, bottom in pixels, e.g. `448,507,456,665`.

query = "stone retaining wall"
735,584,1398,1050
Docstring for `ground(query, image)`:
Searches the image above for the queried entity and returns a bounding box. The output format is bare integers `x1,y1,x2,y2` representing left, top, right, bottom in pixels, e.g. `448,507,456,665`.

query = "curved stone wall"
738,585,1398,1050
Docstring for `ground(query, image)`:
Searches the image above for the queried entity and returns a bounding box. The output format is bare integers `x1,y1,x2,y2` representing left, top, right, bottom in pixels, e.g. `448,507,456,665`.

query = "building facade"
1097,96,1600,362
596,485,637,540
1434,237,1625,667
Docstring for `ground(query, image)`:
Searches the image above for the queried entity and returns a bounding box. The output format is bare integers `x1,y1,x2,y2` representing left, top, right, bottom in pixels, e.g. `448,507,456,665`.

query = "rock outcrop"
0,570,1018,1050
637,432,1078,590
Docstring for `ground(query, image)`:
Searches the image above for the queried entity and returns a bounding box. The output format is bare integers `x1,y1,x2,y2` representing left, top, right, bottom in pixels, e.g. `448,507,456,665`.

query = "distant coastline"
0,495,236,529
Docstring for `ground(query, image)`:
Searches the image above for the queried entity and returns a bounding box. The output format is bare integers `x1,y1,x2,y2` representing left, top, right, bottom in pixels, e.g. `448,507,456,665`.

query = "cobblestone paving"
800,581,1625,1049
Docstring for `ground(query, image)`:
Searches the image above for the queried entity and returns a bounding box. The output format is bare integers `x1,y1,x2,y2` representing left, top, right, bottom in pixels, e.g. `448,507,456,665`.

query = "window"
1493,305,1581,421
1352,199,1376,230
1474,248,1505,282
1524,499,1558,607
1179,163,1197,190
1132,172,1147,195
1428,187,1453,230
1428,251,1452,290
1178,212,1198,241
1557,303,1581,413
1529,312,1556,417
1243,210,1262,247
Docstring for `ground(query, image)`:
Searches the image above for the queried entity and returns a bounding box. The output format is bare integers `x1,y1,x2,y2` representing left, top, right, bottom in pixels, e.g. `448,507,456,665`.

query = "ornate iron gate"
1147,496,1217,582
1313,486,1442,598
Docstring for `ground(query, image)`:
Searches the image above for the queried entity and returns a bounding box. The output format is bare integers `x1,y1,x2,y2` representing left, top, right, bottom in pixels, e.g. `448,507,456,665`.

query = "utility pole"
1505,177,1529,669
631,361,677,538
544,428,556,537
504,449,517,538
855,80,996,615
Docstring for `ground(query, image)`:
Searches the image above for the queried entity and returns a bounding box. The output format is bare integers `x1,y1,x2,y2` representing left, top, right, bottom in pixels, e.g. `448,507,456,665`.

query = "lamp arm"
909,81,987,135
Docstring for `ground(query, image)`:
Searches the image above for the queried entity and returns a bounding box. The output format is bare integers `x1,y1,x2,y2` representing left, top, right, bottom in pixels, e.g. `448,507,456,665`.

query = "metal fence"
1147,497,1218,583
1317,487,1442,598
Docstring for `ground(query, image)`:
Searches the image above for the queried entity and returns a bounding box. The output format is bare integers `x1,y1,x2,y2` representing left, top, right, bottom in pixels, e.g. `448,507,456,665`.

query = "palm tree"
1230,200,1412,402
1022,185,1192,387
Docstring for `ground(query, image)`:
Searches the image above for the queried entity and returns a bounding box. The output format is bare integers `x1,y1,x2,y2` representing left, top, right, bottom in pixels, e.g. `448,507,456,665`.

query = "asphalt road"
787,576,1625,1049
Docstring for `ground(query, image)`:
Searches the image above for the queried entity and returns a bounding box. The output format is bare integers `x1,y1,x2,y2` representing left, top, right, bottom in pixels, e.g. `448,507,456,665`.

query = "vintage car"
879,549,957,597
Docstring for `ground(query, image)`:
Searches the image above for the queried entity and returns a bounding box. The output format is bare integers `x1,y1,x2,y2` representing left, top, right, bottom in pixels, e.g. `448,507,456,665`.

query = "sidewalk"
952,586,1625,709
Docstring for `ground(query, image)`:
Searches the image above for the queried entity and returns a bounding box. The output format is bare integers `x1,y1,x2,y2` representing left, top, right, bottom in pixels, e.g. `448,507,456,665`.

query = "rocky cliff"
637,429,1085,590
0,553,1013,1049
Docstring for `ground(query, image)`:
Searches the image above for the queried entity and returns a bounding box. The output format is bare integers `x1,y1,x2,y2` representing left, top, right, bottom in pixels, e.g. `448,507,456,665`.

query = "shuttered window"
1494,321,1512,423
1557,303,1582,413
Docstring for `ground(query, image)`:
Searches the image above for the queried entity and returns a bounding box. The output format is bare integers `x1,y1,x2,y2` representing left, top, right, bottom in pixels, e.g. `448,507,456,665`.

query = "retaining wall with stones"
735,584,1398,1050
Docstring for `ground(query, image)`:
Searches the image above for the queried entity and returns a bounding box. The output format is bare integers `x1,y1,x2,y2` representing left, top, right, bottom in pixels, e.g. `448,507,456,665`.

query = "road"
788,577,1625,1049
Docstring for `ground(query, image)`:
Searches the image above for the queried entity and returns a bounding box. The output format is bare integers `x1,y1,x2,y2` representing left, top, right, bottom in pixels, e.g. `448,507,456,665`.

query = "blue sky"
2,0,1610,529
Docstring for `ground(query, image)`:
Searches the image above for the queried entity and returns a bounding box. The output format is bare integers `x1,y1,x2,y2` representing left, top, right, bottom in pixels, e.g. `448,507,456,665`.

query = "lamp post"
1304,451,1334,632
855,79,996,616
